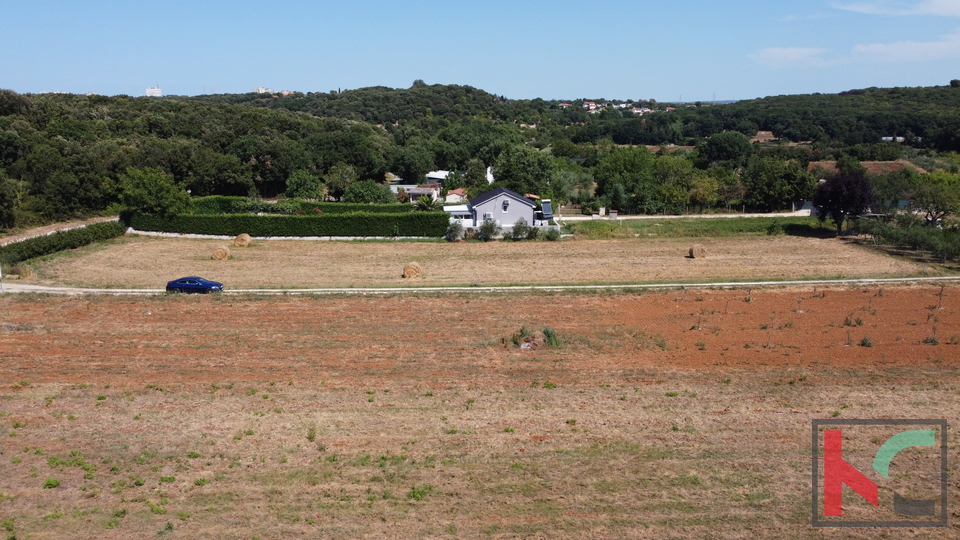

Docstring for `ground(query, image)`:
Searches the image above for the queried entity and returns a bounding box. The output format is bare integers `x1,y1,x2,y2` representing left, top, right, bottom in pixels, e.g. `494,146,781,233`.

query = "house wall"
472,194,535,227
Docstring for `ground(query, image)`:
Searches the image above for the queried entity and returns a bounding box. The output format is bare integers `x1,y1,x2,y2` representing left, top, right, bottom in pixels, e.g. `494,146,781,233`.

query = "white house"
445,188,468,203
467,187,537,228
405,187,440,203
425,170,452,185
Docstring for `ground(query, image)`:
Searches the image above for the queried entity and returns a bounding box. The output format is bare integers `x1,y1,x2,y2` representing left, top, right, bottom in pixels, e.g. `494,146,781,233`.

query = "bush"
43,478,60,489
765,219,784,235
544,227,561,241
511,218,531,241
478,218,501,241
130,212,448,237
444,221,464,242
0,220,127,265
543,327,561,348
526,226,540,241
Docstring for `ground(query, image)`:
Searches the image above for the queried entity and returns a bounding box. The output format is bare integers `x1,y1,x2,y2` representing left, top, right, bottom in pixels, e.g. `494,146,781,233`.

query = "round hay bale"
402,262,422,279
211,246,230,261
689,244,706,259
234,233,252,247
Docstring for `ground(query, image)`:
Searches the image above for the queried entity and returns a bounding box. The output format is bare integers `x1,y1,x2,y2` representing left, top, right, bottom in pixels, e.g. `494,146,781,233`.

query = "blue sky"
2,0,959,101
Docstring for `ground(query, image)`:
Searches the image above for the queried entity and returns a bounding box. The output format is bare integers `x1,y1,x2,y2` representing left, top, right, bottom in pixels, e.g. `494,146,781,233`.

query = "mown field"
20,232,945,290
1,287,959,538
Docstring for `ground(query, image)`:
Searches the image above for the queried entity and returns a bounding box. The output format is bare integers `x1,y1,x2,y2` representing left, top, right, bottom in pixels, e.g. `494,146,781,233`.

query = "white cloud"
833,1,960,16
748,47,829,67
852,29,960,60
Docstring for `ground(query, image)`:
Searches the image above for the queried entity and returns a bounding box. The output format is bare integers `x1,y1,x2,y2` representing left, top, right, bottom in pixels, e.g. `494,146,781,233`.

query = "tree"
464,158,488,190
813,168,876,235
912,178,960,225
389,143,435,185
0,176,16,229
323,163,358,201
951,79,960,88
341,179,395,204
118,167,190,216
443,170,465,191
492,145,555,196
698,131,753,167
743,157,814,211
286,169,323,199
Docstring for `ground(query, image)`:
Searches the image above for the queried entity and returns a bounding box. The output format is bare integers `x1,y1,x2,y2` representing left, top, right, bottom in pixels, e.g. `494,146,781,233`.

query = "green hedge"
0,220,127,265
131,212,448,237
188,196,413,216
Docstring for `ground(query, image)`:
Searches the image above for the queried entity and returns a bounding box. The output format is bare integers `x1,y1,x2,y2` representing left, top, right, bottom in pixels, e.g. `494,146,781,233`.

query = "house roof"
406,187,439,195
447,188,467,197
469,187,537,209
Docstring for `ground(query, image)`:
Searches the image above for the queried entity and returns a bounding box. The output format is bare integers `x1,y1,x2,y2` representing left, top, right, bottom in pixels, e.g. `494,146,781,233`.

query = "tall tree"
492,145,555,196
698,131,753,168
341,179,395,204
118,167,190,216
323,163,358,201
813,168,876,235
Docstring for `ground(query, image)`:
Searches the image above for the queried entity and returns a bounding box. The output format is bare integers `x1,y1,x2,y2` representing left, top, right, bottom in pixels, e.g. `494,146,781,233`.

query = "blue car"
165,276,224,294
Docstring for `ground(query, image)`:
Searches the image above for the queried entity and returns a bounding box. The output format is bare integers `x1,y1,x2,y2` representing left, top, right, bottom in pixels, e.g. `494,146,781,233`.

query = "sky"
2,0,959,102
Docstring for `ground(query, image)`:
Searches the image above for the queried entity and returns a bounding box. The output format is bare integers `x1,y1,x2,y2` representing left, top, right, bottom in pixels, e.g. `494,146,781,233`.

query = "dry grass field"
1,286,959,538
23,234,943,289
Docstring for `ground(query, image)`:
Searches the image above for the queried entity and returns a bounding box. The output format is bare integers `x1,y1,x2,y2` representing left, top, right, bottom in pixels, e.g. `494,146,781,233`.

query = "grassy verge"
564,216,827,239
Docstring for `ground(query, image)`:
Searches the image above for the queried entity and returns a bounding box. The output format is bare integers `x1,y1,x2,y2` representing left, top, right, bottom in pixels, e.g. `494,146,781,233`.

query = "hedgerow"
130,212,448,237
187,196,412,216
0,221,127,265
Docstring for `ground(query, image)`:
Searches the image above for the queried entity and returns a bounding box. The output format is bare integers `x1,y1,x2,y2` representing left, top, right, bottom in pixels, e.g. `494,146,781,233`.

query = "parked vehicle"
165,277,224,294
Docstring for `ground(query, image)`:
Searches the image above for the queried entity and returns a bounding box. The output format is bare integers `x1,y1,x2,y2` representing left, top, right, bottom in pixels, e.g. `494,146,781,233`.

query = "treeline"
1,82,960,231
187,82,960,150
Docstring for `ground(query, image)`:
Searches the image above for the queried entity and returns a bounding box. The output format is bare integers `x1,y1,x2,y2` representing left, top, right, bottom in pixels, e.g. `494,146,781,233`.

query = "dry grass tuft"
234,233,252,247
689,244,707,259
402,262,422,279
211,246,230,261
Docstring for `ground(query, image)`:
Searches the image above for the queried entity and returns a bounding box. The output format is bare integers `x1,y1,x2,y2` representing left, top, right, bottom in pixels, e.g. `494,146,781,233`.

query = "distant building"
425,170,452,185
255,87,274,94
146,86,162,97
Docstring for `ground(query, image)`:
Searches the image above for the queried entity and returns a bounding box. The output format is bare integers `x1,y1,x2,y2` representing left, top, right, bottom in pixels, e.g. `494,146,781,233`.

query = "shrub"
765,219,784,236
859,337,873,347
43,478,60,489
477,218,501,241
444,221,464,242
543,327,561,348
511,218,531,241
0,220,126,265
544,227,561,241
526,226,540,241
407,484,434,500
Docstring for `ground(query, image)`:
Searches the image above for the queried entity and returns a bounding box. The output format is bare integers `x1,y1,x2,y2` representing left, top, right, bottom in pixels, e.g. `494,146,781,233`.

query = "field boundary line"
3,276,960,296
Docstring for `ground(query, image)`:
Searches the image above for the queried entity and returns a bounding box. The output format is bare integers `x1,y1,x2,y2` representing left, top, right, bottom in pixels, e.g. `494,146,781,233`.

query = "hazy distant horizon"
3,1,957,102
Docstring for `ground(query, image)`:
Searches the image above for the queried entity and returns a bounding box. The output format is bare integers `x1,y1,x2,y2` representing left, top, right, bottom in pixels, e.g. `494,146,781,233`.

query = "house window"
502,199,510,212
482,212,493,221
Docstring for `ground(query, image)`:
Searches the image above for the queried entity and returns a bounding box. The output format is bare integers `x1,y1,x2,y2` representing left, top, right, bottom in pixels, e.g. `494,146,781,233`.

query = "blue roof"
469,187,537,208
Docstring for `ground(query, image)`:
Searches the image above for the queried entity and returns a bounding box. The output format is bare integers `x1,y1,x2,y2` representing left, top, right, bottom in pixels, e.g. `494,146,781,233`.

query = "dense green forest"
1,82,959,231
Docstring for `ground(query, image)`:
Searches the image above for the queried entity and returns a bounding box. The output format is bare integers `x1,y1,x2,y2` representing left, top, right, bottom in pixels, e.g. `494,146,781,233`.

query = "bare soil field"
24,234,941,289
1,286,959,538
